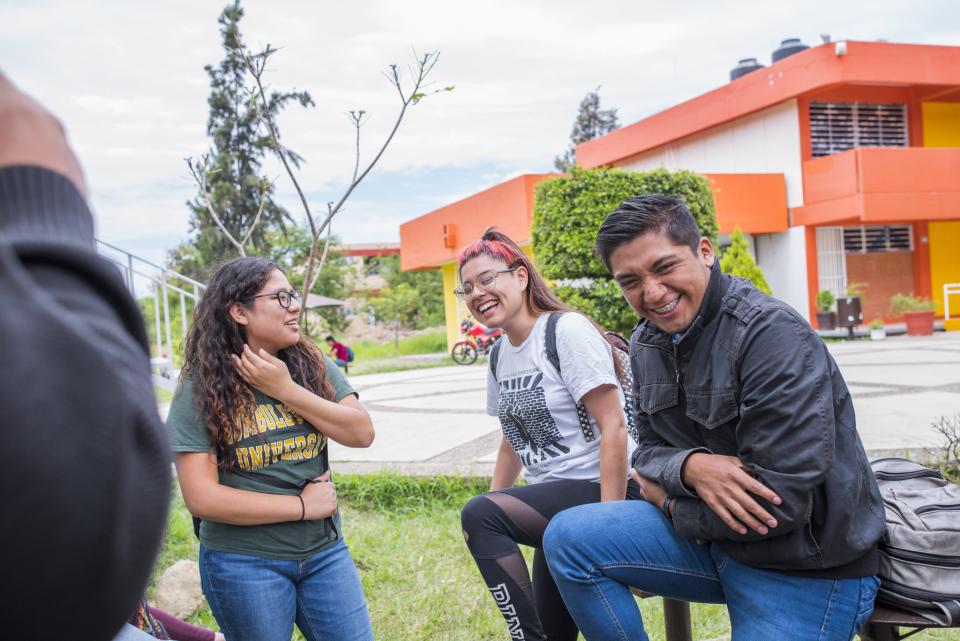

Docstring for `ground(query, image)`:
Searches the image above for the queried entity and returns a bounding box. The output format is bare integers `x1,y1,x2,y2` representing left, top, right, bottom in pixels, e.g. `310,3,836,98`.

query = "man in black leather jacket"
544,194,883,641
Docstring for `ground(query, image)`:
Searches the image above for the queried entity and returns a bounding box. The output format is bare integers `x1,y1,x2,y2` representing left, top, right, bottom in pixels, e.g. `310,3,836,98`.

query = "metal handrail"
96,239,207,367
945,282,960,321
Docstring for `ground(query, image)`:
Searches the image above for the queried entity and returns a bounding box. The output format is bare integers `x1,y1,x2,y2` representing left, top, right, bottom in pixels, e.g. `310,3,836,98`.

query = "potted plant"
890,294,936,336
868,319,886,341
815,290,837,330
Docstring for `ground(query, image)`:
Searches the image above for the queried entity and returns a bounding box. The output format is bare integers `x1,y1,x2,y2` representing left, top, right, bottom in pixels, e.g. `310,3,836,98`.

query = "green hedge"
531,167,719,333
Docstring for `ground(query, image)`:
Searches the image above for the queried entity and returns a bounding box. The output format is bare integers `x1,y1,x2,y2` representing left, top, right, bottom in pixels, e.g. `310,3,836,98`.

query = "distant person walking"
326,335,353,372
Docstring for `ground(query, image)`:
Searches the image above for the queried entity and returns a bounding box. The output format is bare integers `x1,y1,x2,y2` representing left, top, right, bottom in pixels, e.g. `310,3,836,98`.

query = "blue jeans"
543,501,879,641
200,540,373,641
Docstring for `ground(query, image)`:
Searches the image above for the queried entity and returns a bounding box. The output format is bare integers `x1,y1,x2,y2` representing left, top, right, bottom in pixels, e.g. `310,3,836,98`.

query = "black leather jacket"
630,263,884,577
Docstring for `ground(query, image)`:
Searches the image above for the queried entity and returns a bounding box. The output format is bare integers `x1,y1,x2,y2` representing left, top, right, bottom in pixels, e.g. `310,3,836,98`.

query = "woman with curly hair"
167,257,375,641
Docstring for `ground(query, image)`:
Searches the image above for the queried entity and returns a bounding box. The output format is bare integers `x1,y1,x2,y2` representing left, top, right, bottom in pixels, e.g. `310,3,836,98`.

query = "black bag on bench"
871,457,960,625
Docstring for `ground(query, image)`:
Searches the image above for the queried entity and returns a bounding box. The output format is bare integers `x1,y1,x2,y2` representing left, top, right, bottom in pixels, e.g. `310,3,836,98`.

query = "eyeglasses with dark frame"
242,290,301,309
453,267,519,301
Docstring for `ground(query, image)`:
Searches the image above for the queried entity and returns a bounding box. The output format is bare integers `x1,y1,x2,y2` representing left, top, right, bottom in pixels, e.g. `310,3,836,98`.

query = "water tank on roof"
772,38,809,62
730,58,765,81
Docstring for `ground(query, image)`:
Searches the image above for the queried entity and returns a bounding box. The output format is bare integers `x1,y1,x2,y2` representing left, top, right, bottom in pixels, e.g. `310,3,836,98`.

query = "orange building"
578,40,960,327
402,40,960,343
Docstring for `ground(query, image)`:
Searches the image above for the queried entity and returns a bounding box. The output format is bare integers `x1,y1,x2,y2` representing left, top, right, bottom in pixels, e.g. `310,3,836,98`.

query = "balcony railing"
796,147,960,225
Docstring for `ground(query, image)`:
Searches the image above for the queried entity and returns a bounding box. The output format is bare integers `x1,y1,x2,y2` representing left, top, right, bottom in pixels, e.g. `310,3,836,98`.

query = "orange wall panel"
805,226,820,325
400,174,557,271
705,174,788,234
857,148,960,193
913,222,932,300
799,148,960,224
802,152,859,203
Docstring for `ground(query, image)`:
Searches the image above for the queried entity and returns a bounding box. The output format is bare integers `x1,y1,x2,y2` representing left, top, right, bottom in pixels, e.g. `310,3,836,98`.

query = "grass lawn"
335,329,453,375
152,475,960,641
351,330,447,360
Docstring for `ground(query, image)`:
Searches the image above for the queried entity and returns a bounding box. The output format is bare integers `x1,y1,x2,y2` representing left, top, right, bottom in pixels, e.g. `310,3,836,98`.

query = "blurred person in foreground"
0,71,171,640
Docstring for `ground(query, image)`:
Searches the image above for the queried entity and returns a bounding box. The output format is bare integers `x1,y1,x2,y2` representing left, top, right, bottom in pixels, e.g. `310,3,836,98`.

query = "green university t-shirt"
167,355,354,560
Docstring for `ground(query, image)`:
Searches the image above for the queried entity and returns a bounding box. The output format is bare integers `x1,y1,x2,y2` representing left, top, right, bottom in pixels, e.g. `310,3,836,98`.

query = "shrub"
531,167,719,333
890,293,935,315
720,227,772,295
816,290,835,312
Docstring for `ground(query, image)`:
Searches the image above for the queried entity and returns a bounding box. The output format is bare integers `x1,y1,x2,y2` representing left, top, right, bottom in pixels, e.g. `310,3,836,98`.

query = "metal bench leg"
860,623,899,641
663,598,693,641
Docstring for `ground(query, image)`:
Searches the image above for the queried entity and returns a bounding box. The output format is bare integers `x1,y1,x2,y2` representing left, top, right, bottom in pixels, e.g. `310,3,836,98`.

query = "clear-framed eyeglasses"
453,267,519,301
242,290,301,309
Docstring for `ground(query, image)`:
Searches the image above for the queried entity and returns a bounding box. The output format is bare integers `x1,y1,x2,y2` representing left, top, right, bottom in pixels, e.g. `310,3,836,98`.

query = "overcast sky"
2,0,957,266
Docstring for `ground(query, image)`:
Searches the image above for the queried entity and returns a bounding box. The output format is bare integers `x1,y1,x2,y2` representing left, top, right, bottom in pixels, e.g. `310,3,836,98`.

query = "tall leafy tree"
554,88,620,172
173,0,313,279
378,255,444,328
720,227,772,295
369,283,421,347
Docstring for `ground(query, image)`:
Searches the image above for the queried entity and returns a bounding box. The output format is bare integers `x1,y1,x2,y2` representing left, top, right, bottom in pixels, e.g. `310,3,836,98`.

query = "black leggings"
460,478,642,641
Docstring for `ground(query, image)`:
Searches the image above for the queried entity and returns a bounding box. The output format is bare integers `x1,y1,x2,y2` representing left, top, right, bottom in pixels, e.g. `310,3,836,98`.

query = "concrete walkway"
331,332,960,476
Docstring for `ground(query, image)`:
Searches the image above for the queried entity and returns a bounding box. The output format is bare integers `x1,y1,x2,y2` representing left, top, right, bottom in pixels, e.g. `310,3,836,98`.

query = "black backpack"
871,457,960,625
489,311,638,443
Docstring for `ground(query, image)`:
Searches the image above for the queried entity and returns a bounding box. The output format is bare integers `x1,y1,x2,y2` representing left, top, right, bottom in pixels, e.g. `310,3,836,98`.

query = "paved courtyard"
330,332,960,475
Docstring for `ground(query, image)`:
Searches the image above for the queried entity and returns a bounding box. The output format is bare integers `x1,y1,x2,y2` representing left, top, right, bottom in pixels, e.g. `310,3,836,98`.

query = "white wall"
756,228,810,321
616,100,805,208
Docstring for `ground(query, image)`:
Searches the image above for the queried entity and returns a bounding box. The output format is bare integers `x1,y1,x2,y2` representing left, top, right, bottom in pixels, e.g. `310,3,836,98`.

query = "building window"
809,102,908,158
843,226,913,253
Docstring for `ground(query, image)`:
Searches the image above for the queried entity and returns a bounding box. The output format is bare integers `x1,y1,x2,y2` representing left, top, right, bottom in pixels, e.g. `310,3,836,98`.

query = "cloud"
2,0,956,266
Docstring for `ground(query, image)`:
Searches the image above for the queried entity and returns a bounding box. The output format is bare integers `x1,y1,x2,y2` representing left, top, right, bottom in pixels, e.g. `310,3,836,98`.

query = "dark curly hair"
182,257,334,469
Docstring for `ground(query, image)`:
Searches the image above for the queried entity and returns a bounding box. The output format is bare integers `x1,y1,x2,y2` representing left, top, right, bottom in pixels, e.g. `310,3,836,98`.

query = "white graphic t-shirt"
486,312,636,484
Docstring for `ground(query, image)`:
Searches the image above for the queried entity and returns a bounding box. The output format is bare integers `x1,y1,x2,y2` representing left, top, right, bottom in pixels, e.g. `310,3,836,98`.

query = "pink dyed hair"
457,228,568,316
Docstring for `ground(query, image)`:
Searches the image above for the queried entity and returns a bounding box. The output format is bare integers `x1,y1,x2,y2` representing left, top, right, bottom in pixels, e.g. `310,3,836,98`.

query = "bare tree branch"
237,41,447,326
349,110,366,186
240,178,271,247
186,156,247,256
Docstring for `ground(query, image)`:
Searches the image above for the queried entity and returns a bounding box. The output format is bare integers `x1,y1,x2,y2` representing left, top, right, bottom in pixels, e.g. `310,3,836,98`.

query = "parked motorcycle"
450,319,503,365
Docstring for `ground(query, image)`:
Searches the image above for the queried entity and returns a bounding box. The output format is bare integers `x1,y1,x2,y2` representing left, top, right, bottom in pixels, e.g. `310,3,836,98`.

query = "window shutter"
843,226,913,253
809,102,907,158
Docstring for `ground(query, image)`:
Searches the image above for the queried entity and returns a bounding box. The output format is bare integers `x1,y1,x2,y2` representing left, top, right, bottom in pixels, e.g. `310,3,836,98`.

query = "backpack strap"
545,311,566,375
604,331,629,353
489,338,503,382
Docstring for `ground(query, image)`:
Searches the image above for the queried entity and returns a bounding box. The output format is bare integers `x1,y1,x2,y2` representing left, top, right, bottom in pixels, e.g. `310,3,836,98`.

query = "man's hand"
301,471,337,520
682,453,782,536
232,345,296,400
629,468,667,510
0,72,86,196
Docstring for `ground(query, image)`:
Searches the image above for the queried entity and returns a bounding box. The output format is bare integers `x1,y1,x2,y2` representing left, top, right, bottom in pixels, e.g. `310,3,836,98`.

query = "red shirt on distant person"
326,336,349,362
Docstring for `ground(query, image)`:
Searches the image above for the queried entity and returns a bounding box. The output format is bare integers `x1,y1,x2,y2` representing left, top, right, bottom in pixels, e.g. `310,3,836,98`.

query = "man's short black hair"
595,194,702,271
325,335,335,342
